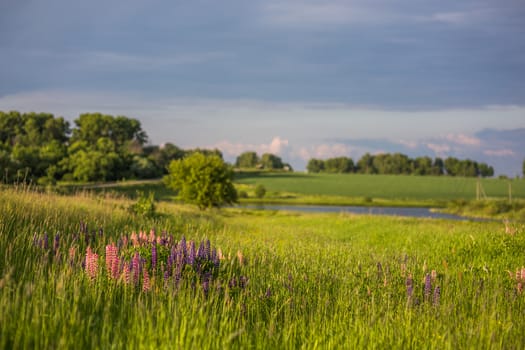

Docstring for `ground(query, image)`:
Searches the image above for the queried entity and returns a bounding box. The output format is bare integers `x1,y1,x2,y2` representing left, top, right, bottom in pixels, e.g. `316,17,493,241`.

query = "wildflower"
202,279,210,296
406,274,414,298
265,287,272,298
188,241,196,265
130,232,139,247
105,243,118,277
151,241,157,271
132,252,141,284
431,270,437,283
142,269,151,292
433,286,441,306
53,233,60,253
148,229,156,243
123,262,131,284
237,250,244,266
424,274,432,300
85,247,98,280
68,247,76,267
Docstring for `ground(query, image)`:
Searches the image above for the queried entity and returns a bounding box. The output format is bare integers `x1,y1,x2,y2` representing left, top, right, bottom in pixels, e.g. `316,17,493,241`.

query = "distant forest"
307,154,494,177
0,111,497,184
0,111,222,184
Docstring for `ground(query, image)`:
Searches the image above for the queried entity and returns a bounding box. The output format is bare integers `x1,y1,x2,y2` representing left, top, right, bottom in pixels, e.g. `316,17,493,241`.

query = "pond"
235,204,485,221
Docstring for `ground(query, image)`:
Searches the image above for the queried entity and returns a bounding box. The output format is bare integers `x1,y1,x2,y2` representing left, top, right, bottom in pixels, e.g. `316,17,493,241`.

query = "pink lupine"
85,247,98,280
132,252,141,284
123,263,131,284
143,269,151,292
105,243,119,277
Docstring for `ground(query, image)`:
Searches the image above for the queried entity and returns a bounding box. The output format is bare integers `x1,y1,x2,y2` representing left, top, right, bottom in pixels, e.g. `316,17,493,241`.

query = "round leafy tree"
164,152,237,209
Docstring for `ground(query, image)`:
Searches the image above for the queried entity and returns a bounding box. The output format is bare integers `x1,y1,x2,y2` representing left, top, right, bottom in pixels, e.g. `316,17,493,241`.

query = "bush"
255,184,266,199
129,191,156,218
164,152,237,209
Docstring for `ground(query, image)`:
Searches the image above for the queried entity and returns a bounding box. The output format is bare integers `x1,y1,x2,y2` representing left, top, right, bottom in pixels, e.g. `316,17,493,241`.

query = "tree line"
307,153,495,177
0,111,221,184
235,151,293,171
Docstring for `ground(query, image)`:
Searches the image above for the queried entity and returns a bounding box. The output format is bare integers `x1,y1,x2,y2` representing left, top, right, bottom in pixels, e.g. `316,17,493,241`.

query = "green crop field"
1,187,525,349
235,172,525,201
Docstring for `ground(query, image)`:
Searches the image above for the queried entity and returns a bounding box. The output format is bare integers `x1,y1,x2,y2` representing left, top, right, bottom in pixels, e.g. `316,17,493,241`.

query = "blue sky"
1,0,524,175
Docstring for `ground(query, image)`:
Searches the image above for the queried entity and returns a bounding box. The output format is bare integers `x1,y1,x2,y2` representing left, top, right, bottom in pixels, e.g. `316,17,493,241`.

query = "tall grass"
1,187,525,349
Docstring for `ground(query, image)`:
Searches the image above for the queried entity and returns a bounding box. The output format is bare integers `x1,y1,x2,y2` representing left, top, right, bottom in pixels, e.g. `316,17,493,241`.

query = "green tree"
357,153,376,174
306,159,324,173
235,151,259,168
324,157,354,173
260,153,284,169
164,152,237,209
254,184,266,198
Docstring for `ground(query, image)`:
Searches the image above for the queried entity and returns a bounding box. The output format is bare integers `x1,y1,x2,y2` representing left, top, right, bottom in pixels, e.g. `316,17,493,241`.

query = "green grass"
1,187,525,349
235,172,525,201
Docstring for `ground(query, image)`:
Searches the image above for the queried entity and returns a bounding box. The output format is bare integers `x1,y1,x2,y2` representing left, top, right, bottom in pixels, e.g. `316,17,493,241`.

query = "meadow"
1,186,525,349
235,172,525,202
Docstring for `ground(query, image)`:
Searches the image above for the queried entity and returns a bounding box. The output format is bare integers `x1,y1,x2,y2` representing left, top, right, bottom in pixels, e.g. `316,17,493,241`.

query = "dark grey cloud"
1,0,524,107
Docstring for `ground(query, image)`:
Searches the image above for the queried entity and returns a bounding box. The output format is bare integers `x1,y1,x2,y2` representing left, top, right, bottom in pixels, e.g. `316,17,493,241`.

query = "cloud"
483,149,515,157
425,143,451,156
443,133,481,146
295,143,355,161
213,136,291,158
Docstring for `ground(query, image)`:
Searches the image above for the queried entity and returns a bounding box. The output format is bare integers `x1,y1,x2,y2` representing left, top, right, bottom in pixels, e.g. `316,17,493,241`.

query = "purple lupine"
424,274,432,300
180,236,187,258
188,241,196,265
433,286,441,306
53,234,60,256
265,287,272,298
406,275,414,298
151,241,158,271
197,241,205,259
132,252,141,284
202,279,210,296
205,240,211,259
43,233,49,250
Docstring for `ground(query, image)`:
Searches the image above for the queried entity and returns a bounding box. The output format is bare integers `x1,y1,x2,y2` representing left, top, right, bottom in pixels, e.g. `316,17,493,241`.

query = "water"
235,204,484,221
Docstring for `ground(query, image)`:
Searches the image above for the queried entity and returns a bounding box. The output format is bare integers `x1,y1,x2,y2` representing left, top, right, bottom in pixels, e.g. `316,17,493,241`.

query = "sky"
1,0,524,175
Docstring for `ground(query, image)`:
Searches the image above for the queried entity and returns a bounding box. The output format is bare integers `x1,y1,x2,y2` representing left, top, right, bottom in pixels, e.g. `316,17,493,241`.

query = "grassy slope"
1,187,525,349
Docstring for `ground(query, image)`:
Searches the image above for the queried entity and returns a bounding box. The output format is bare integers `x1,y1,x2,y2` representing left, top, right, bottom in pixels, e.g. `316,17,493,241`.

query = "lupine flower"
149,229,156,243
151,242,157,271
123,262,131,284
105,244,118,276
53,233,60,253
202,279,210,296
132,252,141,284
188,242,196,265
142,269,151,292
431,270,437,283
205,240,211,259
130,232,139,247
237,250,244,266
433,286,441,305
265,287,272,298
424,274,432,300
68,247,76,267
406,274,414,298
85,247,98,280
43,233,49,250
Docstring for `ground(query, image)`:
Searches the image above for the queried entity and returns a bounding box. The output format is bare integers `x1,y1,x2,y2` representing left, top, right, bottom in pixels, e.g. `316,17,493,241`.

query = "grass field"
1,187,525,349
235,172,525,201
